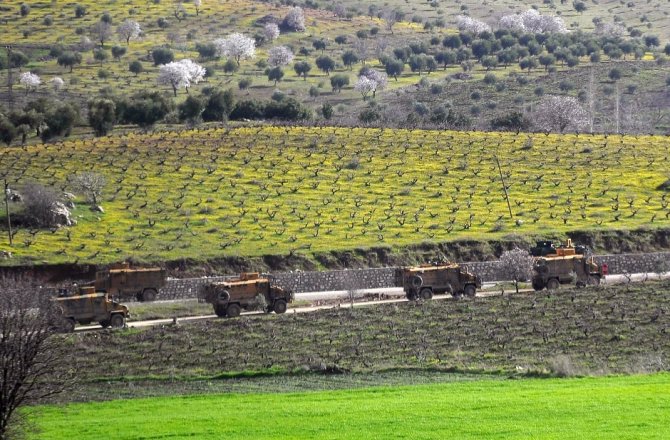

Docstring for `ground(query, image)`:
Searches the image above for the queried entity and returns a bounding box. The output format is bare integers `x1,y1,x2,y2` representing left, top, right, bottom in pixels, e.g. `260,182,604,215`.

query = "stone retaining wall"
158,252,670,300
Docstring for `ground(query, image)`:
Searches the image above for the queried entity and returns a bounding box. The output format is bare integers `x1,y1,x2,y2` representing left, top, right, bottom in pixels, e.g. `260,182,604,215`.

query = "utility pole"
615,82,620,134
494,155,513,219
6,46,14,111
4,179,12,246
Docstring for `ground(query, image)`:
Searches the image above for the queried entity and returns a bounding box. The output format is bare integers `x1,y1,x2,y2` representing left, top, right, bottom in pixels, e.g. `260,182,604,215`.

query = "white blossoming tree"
264,23,280,42
268,46,294,67
193,0,202,16
117,19,142,45
534,95,588,133
19,72,40,94
50,77,65,92
498,14,526,32
157,59,206,96
283,6,305,32
357,69,388,99
520,9,567,34
456,15,491,34
214,33,256,65
354,76,376,100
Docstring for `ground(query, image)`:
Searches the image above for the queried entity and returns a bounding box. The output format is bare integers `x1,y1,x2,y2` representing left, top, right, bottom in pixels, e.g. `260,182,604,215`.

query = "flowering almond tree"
117,19,141,45
214,33,256,65
534,95,589,133
355,69,388,99
268,46,294,67
50,76,64,92
283,6,305,32
456,15,491,34
264,23,280,42
19,72,40,94
157,59,206,96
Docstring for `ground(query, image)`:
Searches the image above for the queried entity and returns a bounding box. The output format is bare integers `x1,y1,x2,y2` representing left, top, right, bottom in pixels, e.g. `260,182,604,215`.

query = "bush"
88,98,116,136
201,88,235,122
21,182,62,227
116,91,175,128
74,4,86,18
238,78,252,90
264,98,311,120
152,47,174,66
490,111,531,131
321,103,333,120
178,95,205,125
230,100,266,120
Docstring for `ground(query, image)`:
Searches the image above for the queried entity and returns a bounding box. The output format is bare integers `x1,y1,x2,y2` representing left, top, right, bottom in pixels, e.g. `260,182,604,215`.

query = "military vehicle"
395,263,482,300
53,286,129,332
199,272,293,318
531,239,607,291
89,263,167,301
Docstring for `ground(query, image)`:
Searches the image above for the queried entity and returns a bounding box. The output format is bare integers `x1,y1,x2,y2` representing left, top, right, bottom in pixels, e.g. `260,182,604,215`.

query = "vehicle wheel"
273,300,288,314
406,291,417,301
218,290,230,302
214,304,227,317
588,275,601,286
410,275,423,289
546,279,560,291
61,318,76,333
110,314,125,329
532,279,545,291
226,303,241,318
140,289,157,302
99,320,110,329
464,285,476,298
419,288,433,300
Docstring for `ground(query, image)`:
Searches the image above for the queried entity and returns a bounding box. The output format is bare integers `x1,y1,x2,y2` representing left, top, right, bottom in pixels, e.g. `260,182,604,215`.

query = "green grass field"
1,126,668,266
32,373,670,439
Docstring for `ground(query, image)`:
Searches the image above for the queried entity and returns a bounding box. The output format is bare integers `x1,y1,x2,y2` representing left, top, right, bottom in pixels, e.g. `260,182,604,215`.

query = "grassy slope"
1,126,668,266
1,0,668,134
32,373,670,439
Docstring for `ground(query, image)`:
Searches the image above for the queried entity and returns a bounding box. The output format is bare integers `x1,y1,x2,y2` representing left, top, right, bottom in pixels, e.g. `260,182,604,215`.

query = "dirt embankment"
2,228,669,282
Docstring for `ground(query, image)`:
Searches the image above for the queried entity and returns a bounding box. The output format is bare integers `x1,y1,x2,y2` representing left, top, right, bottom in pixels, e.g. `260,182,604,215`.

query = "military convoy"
199,272,293,318
53,286,129,332
395,262,482,300
48,240,610,331
87,263,167,301
530,239,607,291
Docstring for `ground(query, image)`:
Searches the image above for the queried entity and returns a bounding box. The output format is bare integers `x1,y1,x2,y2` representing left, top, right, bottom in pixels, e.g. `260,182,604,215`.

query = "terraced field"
1,126,667,265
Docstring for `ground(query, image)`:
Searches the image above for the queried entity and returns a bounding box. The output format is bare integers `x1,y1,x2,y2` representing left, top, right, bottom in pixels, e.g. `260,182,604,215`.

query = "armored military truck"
531,240,606,291
395,263,482,300
53,286,129,332
91,263,167,301
199,272,293,318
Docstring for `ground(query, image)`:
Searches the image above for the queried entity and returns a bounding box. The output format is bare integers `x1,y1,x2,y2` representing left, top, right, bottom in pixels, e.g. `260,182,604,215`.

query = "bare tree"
499,248,535,294
0,277,73,439
91,21,113,47
70,172,106,206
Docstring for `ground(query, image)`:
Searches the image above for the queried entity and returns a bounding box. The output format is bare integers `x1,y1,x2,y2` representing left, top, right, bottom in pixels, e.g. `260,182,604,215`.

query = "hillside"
0,126,668,266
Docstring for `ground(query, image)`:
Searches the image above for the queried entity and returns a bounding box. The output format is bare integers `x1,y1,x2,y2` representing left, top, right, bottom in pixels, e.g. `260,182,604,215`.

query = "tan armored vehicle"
199,272,293,318
531,240,607,291
91,263,167,301
53,286,129,332
395,262,482,300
